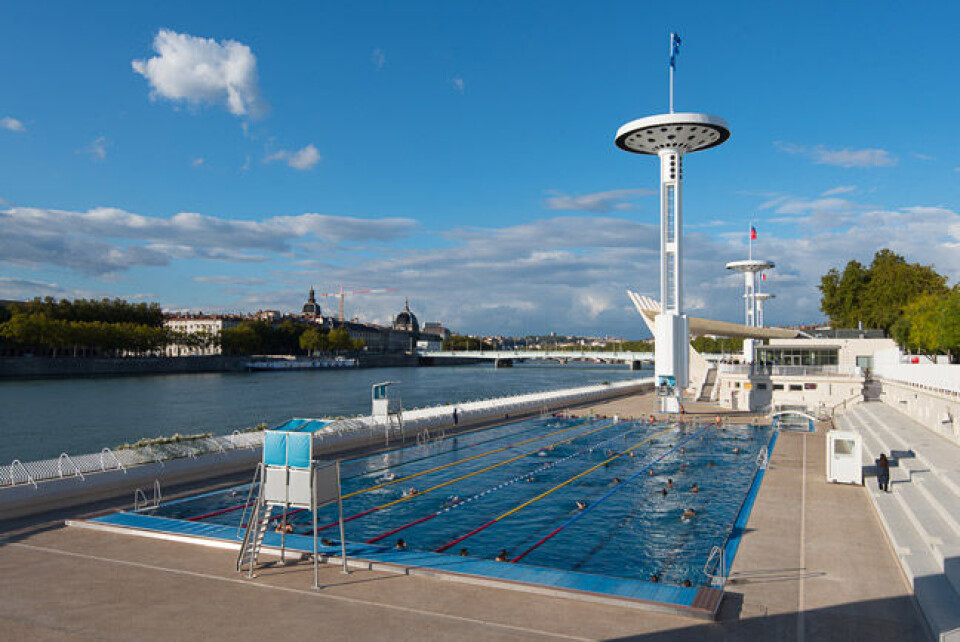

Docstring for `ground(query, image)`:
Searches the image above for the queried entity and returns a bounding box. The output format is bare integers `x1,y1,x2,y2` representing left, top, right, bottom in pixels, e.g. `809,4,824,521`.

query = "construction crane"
319,285,397,322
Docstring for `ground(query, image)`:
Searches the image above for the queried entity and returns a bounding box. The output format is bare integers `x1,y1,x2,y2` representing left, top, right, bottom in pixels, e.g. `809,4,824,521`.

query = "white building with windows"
164,315,242,357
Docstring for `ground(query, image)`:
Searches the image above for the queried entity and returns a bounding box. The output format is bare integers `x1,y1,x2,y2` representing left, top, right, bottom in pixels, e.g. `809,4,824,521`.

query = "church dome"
393,299,419,333
302,287,321,316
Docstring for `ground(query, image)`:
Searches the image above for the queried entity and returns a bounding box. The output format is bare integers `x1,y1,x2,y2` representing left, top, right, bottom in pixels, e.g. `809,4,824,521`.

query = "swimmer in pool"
667,478,674,488
661,488,668,496
683,579,693,587
651,573,661,583
275,523,294,534
691,483,699,493
576,500,588,510
383,472,396,481
395,538,407,550
708,461,715,468
613,478,621,485
733,447,741,454
495,550,509,562
681,508,696,521
680,447,686,454
402,487,418,497
460,548,469,557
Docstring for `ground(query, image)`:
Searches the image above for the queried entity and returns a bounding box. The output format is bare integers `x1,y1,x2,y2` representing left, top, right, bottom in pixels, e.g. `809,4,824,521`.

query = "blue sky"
2,1,959,336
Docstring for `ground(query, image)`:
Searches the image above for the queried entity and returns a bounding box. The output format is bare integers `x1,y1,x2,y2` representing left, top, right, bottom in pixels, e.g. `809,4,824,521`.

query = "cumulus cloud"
132,29,266,118
0,205,417,275
545,189,654,214
0,117,26,132
371,48,385,69
193,275,266,286
775,142,896,168
265,144,321,170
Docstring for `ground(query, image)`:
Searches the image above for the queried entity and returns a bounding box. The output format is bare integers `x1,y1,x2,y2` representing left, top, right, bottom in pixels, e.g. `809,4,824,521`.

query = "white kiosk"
826,430,863,485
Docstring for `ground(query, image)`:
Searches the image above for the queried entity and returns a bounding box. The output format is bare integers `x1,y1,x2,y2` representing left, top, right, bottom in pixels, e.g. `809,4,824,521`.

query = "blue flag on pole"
670,33,681,69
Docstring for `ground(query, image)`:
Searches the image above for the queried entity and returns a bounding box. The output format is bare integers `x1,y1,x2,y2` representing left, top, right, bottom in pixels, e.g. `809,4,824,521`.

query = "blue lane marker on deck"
87,511,700,608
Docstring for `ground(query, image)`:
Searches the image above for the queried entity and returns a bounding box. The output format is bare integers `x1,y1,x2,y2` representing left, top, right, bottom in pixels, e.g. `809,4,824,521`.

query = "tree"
220,325,261,355
299,327,329,355
327,328,353,351
819,249,948,332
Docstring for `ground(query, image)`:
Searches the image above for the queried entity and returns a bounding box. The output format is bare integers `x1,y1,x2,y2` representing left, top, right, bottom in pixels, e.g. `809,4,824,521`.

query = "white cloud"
192,157,205,167
132,29,266,118
913,153,935,161
193,275,266,286
0,117,26,132
0,205,417,275
821,185,856,196
265,144,321,170
545,189,654,213
452,77,465,94
83,136,109,161
371,48,385,69
775,142,896,168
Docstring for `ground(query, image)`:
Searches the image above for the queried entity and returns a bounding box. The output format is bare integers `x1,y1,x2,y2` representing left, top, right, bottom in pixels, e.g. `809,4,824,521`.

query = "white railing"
718,364,856,377
703,545,727,587
872,364,960,397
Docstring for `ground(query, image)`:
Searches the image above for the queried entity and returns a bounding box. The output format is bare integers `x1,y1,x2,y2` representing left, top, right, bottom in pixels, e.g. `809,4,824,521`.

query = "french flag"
750,225,757,241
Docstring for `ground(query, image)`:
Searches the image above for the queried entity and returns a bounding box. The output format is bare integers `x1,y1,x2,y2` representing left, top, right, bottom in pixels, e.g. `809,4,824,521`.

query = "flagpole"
749,220,753,261
668,32,674,113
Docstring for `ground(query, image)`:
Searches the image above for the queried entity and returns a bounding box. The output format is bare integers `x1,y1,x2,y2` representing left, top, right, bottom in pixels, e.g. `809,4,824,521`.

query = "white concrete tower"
754,292,774,328
616,114,730,412
726,259,774,328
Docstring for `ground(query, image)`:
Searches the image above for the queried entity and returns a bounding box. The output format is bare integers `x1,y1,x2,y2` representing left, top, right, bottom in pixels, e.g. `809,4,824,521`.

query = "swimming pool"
142,414,775,588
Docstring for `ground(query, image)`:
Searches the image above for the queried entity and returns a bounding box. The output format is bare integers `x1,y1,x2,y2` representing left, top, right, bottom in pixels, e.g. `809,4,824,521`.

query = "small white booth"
826,430,862,485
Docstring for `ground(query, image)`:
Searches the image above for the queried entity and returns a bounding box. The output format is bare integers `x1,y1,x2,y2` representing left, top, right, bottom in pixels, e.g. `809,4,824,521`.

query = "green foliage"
299,327,329,354
443,334,494,350
891,289,960,358
11,297,164,326
690,336,744,353
220,324,262,355
819,249,949,332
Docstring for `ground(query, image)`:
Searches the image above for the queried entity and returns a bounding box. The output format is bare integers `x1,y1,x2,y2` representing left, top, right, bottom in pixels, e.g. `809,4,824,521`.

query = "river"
0,363,649,463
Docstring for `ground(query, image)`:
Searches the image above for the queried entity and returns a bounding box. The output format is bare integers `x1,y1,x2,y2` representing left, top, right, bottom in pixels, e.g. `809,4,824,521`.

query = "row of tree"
820,249,959,357
6,297,164,326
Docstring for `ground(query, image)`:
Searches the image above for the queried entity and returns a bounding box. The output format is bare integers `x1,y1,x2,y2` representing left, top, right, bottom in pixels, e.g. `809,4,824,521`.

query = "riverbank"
0,352,426,380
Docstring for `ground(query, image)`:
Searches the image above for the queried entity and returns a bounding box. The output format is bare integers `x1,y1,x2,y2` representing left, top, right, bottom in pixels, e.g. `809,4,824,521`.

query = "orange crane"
320,285,397,322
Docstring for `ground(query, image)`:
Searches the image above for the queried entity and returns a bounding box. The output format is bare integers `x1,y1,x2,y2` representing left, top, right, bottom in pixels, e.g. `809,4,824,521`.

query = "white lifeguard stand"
372,381,404,444
615,36,730,413
237,430,348,589
826,430,863,485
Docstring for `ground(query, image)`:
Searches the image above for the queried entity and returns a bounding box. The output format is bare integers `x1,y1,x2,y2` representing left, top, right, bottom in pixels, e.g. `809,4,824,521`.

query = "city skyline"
2,2,959,335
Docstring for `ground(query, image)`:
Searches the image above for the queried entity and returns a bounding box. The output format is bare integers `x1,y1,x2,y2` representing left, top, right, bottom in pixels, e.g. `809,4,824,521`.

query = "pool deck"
0,394,929,640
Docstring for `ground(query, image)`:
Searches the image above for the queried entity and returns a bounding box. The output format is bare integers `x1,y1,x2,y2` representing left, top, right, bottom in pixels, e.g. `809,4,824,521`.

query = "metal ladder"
237,496,272,577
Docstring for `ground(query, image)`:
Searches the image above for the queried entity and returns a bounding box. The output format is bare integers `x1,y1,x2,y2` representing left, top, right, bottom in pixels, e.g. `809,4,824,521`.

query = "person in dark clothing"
453,408,459,426
877,453,891,492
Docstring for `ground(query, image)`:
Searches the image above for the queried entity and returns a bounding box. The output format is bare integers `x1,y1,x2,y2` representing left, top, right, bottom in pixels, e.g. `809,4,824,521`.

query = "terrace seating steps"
836,401,960,641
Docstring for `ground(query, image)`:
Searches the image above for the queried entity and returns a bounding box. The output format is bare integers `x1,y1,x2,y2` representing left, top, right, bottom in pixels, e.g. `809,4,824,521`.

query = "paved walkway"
0,395,929,641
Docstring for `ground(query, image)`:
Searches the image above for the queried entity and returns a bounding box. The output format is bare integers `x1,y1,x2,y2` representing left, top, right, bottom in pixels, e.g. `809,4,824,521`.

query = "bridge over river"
419,350,654,369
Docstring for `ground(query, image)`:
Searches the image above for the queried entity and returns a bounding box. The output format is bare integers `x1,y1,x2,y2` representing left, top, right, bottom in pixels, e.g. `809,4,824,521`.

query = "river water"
0,363,648,463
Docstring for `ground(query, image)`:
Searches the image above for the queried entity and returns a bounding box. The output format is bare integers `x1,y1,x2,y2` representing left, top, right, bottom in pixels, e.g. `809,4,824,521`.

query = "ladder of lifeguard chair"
237,496,271,576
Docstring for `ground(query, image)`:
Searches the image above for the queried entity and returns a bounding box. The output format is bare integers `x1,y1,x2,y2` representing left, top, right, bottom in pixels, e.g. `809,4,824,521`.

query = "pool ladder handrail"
703,545,727,587
756,445,769,470
9,459,38,488
133,479,162,511
57,453,85,481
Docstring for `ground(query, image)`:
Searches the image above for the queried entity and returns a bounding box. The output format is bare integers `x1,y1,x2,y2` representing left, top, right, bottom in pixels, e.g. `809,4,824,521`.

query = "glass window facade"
756,346,839,366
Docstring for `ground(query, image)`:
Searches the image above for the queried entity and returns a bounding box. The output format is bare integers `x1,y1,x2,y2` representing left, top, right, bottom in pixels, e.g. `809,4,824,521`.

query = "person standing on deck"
877,453,891,492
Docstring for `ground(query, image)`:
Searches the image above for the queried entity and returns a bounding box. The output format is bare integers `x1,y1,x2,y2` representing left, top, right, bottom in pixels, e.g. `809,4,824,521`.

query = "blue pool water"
148,416,775,587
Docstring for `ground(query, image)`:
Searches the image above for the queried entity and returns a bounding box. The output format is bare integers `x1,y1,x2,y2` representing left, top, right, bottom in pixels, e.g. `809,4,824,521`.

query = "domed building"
393,299,420,334
302,287,321,317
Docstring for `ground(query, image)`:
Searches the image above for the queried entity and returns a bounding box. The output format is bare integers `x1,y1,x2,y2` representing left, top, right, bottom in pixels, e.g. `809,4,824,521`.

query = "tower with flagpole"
615,32,730,412
727,224,774,361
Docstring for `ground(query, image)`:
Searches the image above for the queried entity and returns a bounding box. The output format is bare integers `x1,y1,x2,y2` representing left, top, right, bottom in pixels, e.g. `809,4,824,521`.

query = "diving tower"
615,35,730,413
754,292,774,328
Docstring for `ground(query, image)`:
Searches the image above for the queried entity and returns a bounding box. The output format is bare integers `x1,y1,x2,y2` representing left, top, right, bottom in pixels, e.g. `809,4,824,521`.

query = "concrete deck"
0,393,929,640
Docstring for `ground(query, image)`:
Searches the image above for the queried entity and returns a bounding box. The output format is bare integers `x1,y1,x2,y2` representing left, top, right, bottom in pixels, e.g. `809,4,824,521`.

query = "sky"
2,1,960,338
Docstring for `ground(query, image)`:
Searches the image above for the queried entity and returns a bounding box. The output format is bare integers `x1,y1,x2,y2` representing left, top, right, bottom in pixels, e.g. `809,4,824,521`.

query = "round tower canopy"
616,113,730,155
754,292,776,301
726,259,774,273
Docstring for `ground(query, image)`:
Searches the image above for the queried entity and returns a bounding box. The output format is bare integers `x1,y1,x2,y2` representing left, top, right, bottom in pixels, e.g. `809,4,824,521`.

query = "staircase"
836,402,960,641
698,367,718,402
237,498,272,577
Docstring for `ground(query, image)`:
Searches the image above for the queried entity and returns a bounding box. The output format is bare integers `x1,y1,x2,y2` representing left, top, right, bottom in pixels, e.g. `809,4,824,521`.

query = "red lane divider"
187,501,254,521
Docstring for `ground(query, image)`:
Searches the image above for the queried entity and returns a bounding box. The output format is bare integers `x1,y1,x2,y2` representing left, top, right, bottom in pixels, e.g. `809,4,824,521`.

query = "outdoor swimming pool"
143,415,775,588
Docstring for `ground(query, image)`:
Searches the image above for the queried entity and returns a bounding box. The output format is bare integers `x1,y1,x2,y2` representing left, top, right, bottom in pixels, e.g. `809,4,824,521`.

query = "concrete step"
860,403,960,496
912,570,960,642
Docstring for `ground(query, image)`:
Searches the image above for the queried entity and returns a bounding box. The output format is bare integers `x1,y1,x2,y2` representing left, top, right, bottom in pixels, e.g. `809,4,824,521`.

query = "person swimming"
495,549,509,562
733,447,741,454
708,461,715,468
691,483,699,493
383,472,396,481
275,522,294,534
681,508,696,521
661,488,668,496
613,478,621,485
667,478,674,488
395,538,407,550
460,548,469,557
651,573,661,583
442,496,460,509
683,579,693,587
576,500,588,510
402,487,418,497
